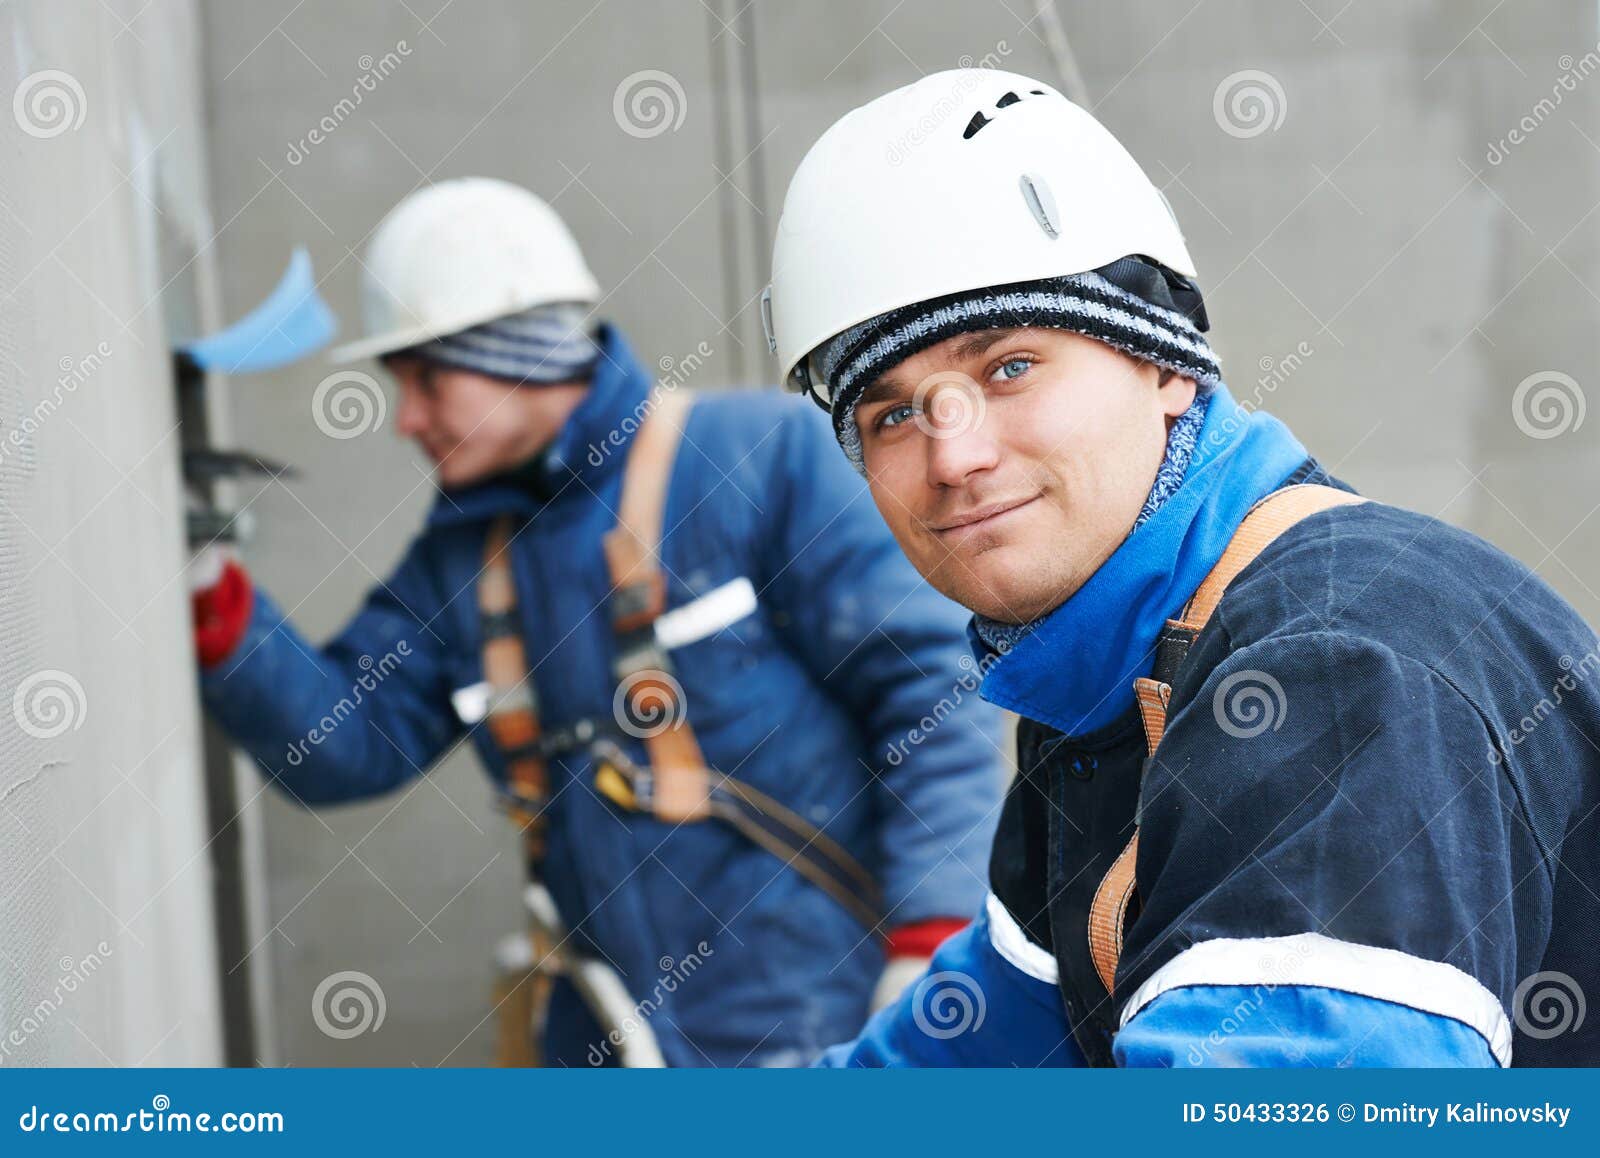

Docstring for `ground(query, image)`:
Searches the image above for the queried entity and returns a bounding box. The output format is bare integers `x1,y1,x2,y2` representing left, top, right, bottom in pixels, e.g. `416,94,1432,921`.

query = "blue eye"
876,403,917,430
996,358,1032,381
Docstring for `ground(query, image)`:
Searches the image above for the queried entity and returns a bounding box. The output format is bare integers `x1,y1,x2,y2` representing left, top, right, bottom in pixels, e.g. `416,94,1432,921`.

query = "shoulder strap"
1088,484,1366,997
480,514,550,868
1180,483,1368,631
603,388,696,615
600,389,710,820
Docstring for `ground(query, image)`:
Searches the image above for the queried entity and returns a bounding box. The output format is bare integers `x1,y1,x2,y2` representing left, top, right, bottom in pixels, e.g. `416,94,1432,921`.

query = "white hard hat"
763,70,1196,405
331,177,601,363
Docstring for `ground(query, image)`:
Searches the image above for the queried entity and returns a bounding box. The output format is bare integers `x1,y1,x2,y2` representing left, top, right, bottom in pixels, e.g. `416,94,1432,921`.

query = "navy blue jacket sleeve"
1114,627,1545,1066
199,538,463,805
757,401,1003,925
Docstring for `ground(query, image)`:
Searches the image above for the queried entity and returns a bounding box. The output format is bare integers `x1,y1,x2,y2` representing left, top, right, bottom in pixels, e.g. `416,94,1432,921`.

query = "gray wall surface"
0,0,224,1065
195,0,1600,1065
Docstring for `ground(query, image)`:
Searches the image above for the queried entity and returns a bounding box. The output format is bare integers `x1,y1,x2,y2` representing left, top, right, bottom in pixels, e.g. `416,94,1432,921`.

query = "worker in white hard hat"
765,71,1600,1068
191,177,1006,1066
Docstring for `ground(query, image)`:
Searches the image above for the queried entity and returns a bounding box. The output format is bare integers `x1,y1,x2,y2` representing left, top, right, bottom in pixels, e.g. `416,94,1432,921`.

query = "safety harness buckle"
610,575,666,635
612,630,672,680
591,738,647,811
486,681,537,717
538,717,598,759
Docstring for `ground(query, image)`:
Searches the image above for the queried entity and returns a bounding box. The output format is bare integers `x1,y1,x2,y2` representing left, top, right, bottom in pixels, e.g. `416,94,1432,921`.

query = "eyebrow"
949,327,1021,361
855,375,910,409
855,327,1025,409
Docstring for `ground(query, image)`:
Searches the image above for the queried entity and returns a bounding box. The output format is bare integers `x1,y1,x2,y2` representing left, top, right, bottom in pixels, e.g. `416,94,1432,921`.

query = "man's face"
851,327,1197,624
385,356,588,489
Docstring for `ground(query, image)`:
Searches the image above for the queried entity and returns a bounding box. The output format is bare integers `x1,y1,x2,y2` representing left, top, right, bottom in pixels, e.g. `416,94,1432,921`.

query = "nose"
922,382,999,488
394,380,430,439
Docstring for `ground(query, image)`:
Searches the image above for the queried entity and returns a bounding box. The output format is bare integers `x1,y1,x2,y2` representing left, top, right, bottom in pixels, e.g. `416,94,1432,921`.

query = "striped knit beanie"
405,302,601,385
814,257,1221,474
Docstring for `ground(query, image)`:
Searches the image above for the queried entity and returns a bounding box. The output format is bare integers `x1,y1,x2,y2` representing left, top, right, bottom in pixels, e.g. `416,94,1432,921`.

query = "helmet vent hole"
966,91,1049,139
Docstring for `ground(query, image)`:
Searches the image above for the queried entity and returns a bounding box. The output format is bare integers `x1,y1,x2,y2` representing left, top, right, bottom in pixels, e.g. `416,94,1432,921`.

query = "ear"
1157,371,1197,420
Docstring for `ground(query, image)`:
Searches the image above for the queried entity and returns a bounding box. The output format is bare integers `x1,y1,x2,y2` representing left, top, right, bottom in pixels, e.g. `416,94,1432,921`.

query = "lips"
928,494,1041,536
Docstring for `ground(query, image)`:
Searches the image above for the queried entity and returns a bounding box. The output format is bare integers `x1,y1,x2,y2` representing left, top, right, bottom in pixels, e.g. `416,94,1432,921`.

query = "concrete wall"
0,0,223,1066
197,0,1600,1065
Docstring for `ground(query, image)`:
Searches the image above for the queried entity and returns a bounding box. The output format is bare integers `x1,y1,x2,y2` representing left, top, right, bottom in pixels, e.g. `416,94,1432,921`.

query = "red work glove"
885,918,967,959
190,548,254,669
872,917,968,1011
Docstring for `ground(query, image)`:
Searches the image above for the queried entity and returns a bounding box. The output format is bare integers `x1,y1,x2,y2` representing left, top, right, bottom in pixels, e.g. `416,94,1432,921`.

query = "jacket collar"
425,324,653,528
975,384,1310,739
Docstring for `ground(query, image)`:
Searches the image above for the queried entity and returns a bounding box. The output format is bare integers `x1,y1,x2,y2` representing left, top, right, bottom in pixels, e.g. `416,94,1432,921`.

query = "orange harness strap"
480,515,550,865
601,388,714,822
1086,484,1367,996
